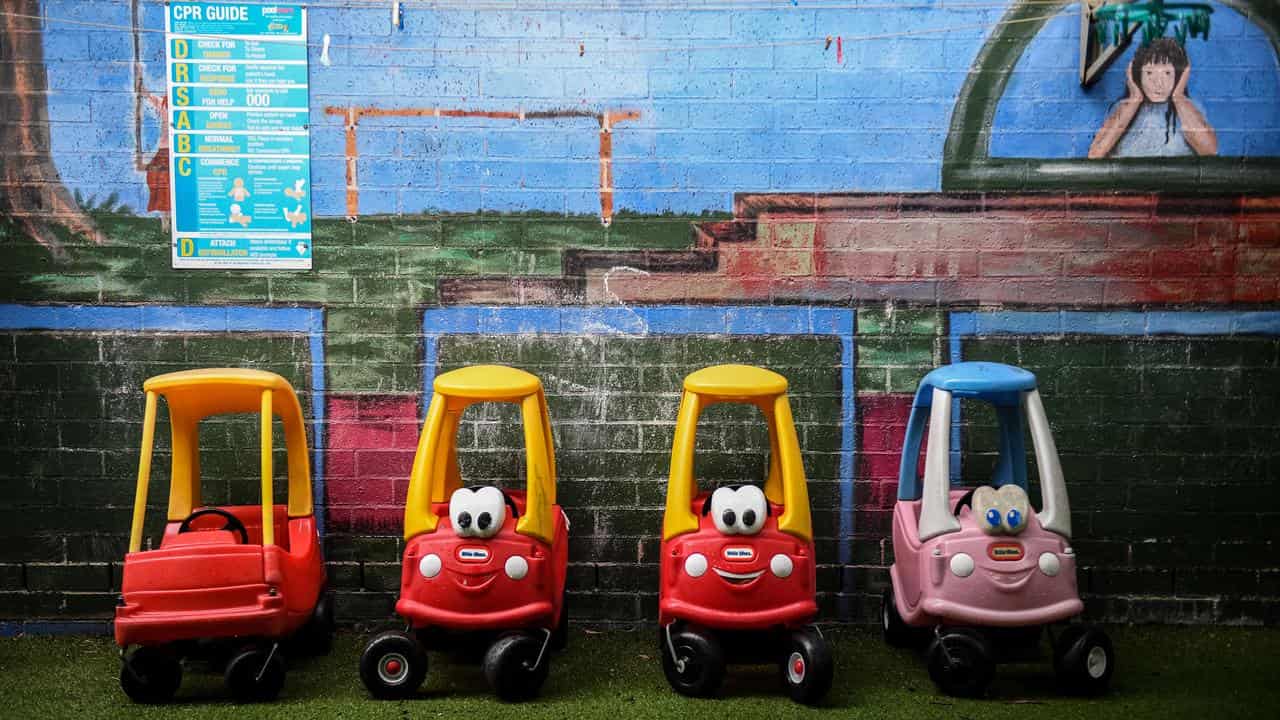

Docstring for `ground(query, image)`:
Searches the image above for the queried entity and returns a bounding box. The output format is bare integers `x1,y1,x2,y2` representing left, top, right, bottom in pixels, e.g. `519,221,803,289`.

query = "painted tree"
0,0,101,255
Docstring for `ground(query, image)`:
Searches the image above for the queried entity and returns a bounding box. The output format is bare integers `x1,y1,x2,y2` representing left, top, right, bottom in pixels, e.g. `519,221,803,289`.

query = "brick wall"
3,0,1280,630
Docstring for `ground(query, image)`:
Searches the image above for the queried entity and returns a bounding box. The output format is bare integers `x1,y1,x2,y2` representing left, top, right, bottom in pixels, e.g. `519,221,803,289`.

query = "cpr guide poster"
166,3,312,269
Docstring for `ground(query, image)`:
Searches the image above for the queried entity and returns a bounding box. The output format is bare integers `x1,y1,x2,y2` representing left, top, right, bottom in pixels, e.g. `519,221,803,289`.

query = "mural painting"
1089,39,1218,158
2,1,1280,631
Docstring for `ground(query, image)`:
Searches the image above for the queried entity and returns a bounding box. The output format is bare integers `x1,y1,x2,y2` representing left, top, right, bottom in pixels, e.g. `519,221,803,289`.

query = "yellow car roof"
143,368,303,421
433,364,542,399
683,364,788,398
144,367,295,393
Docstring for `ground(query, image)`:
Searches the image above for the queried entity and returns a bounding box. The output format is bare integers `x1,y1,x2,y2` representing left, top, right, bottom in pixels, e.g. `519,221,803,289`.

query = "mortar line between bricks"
422,304,857,618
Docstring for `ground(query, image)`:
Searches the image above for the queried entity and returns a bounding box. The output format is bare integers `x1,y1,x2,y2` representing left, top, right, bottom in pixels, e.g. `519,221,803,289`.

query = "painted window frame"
942,0,1280,192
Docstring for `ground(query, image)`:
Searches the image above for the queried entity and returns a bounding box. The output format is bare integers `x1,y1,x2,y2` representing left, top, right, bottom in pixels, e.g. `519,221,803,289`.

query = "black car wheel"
224,645,287,703
483,631,551,702
120,646,182,704
660,625,725,698
1054,625,1115,695
927,628,995,698
881,588,922,648
293,588,336,656
780,628,833,705
359,630,428,700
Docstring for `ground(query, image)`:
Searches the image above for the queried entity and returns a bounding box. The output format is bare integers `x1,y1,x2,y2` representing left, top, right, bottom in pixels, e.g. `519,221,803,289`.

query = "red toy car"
657,365,833,704
359,365,568,701
115,369,332,703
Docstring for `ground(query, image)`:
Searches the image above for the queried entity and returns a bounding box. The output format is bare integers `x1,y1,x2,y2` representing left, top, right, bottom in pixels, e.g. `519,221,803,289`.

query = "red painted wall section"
325,395,421,533
592,194,1280,306
857,394,917,512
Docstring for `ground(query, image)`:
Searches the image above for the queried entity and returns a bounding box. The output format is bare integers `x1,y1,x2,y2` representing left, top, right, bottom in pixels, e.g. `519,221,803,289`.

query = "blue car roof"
914,362,1037,406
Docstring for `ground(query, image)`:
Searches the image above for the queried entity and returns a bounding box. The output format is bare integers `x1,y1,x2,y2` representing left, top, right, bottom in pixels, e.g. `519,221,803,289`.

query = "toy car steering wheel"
463,485,520,518
952,487,979,516
177,508,250,544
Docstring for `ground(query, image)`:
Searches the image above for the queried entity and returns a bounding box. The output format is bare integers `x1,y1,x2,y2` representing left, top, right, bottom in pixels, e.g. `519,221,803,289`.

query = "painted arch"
943,0,1280,192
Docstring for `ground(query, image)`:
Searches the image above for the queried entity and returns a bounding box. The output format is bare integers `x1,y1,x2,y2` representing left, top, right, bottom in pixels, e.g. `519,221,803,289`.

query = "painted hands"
1125,60,1143,102
1173,63,1191,99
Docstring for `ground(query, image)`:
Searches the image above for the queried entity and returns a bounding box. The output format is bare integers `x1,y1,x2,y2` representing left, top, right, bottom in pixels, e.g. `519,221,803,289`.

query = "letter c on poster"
177,157,191,176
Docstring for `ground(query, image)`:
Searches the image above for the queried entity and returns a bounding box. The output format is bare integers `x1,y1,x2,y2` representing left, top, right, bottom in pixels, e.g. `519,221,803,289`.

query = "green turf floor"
1,627,1277,719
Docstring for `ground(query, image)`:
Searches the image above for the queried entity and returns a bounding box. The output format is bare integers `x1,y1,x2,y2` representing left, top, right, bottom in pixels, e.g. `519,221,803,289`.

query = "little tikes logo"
723,547,755,562
988,542,1024,561
457,547,490,563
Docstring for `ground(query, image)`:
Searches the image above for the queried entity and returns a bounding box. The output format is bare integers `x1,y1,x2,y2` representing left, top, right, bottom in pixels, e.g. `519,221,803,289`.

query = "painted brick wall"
3,0,1280,631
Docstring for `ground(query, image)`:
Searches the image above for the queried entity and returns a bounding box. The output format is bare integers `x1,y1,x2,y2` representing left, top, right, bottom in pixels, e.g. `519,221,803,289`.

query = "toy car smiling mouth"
713,567,765,585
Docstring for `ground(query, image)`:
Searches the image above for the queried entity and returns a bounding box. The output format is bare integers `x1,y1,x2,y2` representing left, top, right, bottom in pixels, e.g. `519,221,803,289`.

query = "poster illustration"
165,2,312,269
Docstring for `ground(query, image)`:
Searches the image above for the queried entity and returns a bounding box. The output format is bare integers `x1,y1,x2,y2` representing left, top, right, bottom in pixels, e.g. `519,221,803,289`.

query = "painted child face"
1140,61,1176,102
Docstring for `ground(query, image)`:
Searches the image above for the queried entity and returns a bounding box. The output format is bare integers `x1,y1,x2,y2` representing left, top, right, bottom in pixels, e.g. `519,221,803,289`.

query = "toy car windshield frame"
128,369,313,552
896,362,1071,542
663,364,813,543
403,365,558,544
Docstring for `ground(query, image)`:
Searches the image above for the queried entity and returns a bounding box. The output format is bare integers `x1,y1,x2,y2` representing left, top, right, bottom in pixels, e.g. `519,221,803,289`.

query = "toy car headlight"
770,554,793,578
684,553,708,578
950,552,975,578
419,553,442,579
505,555,529,580
1038,552,1060,577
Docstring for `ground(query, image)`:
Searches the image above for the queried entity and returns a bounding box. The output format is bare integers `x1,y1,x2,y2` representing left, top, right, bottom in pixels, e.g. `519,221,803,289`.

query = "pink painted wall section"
325,394,421,533
856,394,917,513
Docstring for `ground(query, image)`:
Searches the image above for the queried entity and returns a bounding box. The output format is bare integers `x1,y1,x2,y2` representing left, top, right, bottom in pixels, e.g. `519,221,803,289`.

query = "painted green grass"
1,627,1277,719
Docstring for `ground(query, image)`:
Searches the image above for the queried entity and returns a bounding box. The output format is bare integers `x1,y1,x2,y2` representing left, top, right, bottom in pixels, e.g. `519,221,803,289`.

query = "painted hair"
1131,38,1189,143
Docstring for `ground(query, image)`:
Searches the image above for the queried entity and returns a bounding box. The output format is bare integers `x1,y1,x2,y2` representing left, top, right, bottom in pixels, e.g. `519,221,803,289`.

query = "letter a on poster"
166,2,312,269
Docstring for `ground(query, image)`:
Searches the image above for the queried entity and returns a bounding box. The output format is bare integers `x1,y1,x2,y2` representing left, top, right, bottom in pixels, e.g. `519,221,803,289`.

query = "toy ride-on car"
359,365,568,702
884,361,1114,697
658,365,833,704
115,369,332,703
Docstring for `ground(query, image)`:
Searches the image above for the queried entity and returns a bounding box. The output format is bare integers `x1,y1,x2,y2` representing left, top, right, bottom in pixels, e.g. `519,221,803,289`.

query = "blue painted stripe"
141,306,228,332
954,310,1280,339
308,317,327,538
422,334,438,422
1231,312,1280,335
812,307,855,336
1061,311,1146,336
422,304,858,616
642,306,728,334
0,304,142,330
558,306,649,334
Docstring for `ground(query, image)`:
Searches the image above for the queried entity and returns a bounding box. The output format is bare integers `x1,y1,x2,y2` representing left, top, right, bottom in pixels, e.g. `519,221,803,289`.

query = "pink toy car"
883,362,1114,697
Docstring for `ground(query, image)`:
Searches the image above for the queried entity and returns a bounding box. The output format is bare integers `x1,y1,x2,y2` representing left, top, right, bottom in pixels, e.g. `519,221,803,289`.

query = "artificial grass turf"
1,627,1277,719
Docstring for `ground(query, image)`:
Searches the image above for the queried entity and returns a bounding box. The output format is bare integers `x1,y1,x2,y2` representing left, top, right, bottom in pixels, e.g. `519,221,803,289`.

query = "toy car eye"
1006,508,1022,529
997,484,1030,534
985,508,1002,528
972,486,1002,536
733,485,767,535
449,488,477,537
470,487,506,539
710,487,739,535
